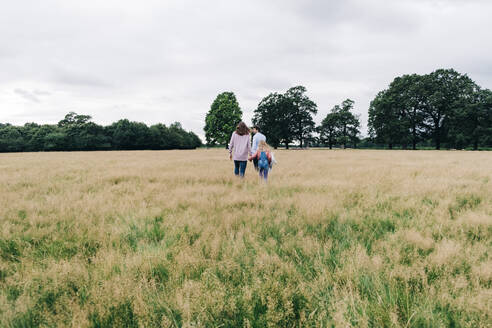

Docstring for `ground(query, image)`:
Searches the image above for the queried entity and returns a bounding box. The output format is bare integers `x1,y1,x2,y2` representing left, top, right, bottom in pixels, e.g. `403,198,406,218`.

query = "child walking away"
249,141,272,181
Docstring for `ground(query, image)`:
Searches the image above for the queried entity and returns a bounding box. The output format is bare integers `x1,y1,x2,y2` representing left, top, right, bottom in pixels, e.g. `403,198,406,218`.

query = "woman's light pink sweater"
228,132,251,161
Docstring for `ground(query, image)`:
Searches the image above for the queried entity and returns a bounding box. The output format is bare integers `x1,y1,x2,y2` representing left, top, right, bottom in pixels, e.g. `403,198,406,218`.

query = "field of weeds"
0,149,491,327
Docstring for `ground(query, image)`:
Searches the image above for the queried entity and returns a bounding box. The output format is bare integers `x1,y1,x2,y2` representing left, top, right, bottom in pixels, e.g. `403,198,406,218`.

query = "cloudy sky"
1,0,491,138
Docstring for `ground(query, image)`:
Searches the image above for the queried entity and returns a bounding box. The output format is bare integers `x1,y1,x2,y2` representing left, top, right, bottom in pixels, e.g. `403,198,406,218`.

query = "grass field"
0,149,491,327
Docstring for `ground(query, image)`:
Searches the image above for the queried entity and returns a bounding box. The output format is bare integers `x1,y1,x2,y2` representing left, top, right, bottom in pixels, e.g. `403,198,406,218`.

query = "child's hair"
258,140,270,152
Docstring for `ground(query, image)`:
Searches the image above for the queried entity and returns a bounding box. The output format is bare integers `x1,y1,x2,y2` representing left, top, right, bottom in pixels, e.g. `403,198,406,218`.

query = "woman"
228,121,252,178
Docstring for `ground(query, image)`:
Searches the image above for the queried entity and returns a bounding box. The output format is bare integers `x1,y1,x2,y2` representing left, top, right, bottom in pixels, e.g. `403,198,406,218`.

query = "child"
249,140,272,181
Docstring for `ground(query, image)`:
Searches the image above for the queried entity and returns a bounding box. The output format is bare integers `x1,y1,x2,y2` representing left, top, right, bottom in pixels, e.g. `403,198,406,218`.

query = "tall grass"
0,149,490,327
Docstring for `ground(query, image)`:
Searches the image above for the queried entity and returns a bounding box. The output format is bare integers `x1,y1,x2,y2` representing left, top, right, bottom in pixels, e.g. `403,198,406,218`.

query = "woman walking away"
249,140,272,182
228,122,252,178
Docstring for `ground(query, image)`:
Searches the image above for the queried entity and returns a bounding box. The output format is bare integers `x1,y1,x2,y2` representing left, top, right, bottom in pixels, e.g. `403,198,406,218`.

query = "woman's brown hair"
235,121,250,136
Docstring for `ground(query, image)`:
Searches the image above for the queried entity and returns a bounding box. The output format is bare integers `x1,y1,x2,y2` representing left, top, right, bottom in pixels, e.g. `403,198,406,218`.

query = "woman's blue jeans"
234,160,247,177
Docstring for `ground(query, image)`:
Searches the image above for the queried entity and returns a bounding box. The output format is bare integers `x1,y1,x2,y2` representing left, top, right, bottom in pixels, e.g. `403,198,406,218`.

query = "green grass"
0,149,490,327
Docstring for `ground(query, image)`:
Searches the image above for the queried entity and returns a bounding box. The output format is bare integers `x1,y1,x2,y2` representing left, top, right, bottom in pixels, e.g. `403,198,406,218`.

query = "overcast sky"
1,0,491,138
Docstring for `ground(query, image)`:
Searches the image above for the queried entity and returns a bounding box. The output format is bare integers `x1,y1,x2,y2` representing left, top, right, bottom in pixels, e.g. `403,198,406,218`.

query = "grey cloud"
287,0,423,33
53,68,111,88
14,89,40,103
32,90,52,96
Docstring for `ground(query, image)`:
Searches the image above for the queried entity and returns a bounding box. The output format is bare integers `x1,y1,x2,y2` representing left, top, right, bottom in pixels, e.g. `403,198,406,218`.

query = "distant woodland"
0,112,202,152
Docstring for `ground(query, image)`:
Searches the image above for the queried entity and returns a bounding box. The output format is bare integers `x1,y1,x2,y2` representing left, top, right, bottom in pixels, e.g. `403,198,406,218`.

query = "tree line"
204,87,361,149
0,112,202,152
368,68,491,150
204,68,491,150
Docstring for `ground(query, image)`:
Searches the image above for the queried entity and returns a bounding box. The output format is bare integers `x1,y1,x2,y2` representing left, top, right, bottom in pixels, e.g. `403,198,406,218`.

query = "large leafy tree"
149,123,172,150
285,86,318,148
58,112,109,150
58,112,92,127
318,109,339,149
473,88,492,148
149,123,202,150
253,86,317,149
29,125,67,151
369,91,399,149
252,93,293,149
167,122,189,149
187,131,203,149
369,90,412,149
421,69,475,149
368,68,488,150
369,75,426,149
448,87,492,149
319,99,361,149
0,125,25,152
204,92,242,147
106,119,151,150
22,123,41,151
334,99,360,148
390,74,425,149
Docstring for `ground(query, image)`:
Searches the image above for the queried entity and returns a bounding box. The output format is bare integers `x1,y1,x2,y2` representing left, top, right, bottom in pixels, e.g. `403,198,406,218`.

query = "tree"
204,92,242,147
253,86,317,149
30,125,67,151
187,131,203,149
319,100,360,149
285,86,317,148
44,130,68,151
57,112,110,150
21,123,41,151
78,122,110,150
252,93,293,149
107,119,151,150
448,87,492,149
388,74,426,150
0,125,25,152
421,69,475,150
474,88,492,148
368,69,485,150
149,122,202,150
334,99,360,148
319,109,339,149
58,112,92,127
369,90,408,149
167,122,187,149
149,124,172,150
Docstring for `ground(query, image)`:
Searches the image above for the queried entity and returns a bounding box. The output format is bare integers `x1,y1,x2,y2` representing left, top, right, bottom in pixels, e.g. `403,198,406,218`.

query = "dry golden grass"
0,149,490,327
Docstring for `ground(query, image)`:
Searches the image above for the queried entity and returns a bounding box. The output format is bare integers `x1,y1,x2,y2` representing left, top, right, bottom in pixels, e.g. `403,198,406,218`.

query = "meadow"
0,149,490,327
